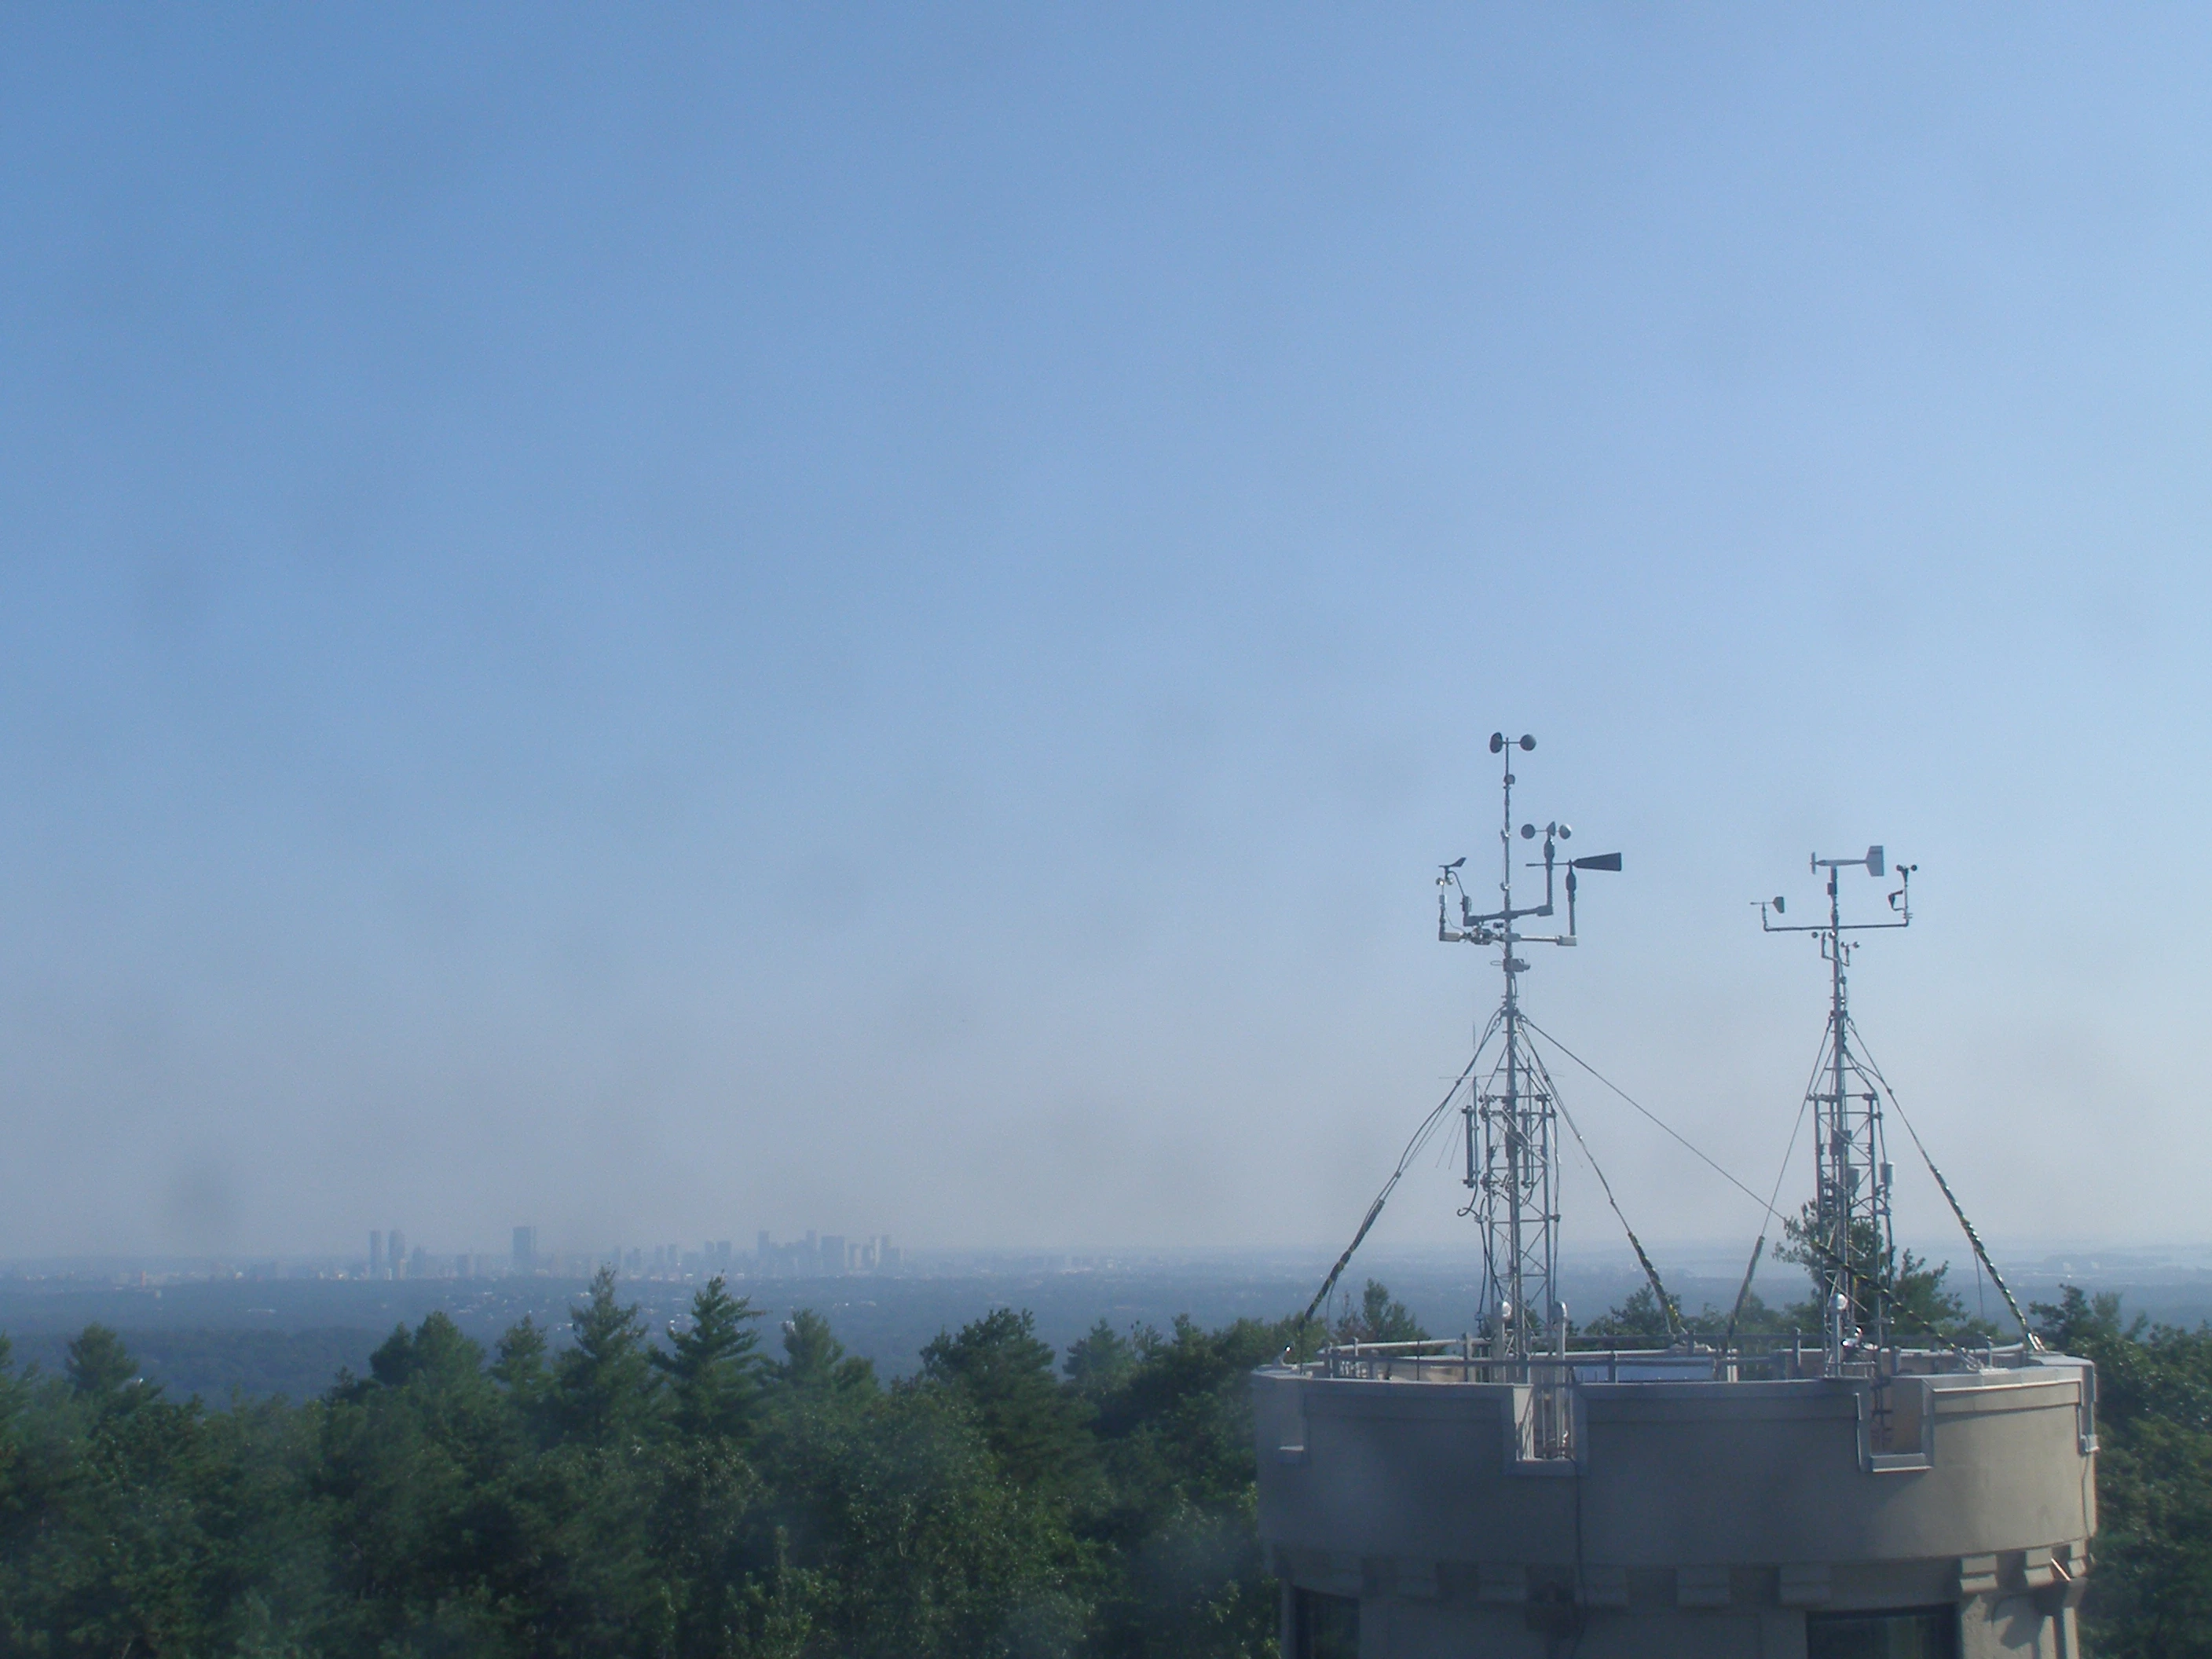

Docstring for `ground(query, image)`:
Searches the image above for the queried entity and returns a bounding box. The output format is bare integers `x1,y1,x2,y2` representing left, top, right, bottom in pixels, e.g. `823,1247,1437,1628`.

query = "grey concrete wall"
1342,1597,2074,1659
1256,1360,2095,1658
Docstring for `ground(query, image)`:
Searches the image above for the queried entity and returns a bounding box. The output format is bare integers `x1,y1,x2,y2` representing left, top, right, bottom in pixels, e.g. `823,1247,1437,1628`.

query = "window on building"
1805,1606,1961,1659
1294,1589,1359,1659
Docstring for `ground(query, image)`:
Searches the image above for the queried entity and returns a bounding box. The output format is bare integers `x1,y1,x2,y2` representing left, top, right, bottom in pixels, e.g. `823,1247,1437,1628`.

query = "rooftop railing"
1304,1335,2045,1385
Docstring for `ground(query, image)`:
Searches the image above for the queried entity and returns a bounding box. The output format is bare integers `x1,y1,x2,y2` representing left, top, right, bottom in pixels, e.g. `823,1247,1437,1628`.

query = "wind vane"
1759,846,1917,1373
1434,733,1621,1384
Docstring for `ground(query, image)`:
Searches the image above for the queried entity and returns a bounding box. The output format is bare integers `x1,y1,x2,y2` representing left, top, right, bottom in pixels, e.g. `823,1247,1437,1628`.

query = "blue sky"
2,7,2207,1261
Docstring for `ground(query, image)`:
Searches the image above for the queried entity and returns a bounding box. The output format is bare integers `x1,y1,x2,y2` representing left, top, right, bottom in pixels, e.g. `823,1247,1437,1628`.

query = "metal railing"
1308,1335,2044,1385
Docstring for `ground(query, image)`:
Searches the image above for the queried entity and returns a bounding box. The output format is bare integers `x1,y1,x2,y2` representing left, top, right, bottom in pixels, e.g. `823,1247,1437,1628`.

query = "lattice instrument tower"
1437,733,1621,1404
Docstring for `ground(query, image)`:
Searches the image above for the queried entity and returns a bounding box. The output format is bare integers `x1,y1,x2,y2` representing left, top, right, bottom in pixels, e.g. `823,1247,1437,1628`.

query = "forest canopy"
2,1271,2207,1657
0,1270,1309,1659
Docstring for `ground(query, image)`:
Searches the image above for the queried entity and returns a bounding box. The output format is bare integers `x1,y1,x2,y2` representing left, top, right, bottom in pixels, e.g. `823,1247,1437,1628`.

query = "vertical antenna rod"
1760,848,1916,1375
1437,734,1621,1396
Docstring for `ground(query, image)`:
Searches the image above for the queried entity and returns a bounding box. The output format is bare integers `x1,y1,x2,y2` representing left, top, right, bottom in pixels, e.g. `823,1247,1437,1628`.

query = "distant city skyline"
344,1225,904,1282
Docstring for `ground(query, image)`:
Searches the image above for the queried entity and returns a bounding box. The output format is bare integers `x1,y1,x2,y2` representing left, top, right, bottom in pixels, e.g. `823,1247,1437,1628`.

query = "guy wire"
1517,1019,1979,1353
1724,1042,1827,1347
1848,1026,2040,1351
1548,1054,1682,1343
1520,1016,1773,1221
1298,1020,1496,1331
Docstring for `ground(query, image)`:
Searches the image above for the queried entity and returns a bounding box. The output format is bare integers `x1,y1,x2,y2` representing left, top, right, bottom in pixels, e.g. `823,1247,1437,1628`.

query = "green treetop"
651,1275,766,1440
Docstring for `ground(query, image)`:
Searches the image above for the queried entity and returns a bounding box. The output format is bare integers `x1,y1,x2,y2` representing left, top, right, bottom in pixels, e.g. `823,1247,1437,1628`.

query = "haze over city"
4,8,2208,1267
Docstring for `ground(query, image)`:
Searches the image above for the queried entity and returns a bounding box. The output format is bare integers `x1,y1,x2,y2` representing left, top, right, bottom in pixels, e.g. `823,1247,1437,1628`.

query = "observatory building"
1256,737,2095,1659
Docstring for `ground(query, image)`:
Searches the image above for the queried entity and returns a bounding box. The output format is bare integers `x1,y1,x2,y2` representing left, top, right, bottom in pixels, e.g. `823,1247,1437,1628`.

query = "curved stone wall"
1254,1359,2096,1659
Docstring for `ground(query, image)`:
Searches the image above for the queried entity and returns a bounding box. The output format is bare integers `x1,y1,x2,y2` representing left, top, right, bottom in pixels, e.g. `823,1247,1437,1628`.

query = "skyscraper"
388,1228,406,1280
368,1230,384,1280
512,1225,537,1273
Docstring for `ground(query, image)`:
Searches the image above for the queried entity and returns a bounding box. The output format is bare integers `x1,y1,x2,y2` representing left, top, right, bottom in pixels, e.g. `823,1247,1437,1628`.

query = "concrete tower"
1255,743,2094,1658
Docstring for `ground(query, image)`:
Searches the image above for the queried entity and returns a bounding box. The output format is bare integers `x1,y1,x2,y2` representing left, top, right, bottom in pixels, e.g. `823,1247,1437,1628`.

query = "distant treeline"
4,1327,380,1405
0,1271,2204,1657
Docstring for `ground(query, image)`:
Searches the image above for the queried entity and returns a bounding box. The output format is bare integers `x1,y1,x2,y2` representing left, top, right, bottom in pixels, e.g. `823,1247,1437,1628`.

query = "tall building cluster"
752,1230,900,1277
366,1228,412,1280
358,1225,901,1281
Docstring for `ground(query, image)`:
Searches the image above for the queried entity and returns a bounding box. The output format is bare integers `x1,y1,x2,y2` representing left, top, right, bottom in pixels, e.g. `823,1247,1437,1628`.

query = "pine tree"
652,1276,765,1441
773,1309,877,1397
555,1266,661,1444
920,1307,1094,1503
65,1324,141,1399
1064,1319,1137,1397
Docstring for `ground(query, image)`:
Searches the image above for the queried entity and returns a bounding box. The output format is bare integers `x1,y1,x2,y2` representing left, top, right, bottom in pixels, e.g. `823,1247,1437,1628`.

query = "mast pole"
1437,734,1619,1392
1762,845,1911,1377
1828,866,1849,1372
1500,737,1525,1361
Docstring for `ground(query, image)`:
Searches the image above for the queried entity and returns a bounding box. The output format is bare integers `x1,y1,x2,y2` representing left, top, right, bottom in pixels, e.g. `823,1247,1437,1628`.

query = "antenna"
1760,848,1917,1376
1437,734,1621,1424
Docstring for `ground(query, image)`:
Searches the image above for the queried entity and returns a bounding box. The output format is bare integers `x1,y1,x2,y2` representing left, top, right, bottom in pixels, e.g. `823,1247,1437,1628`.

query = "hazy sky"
3,8,2208,1262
